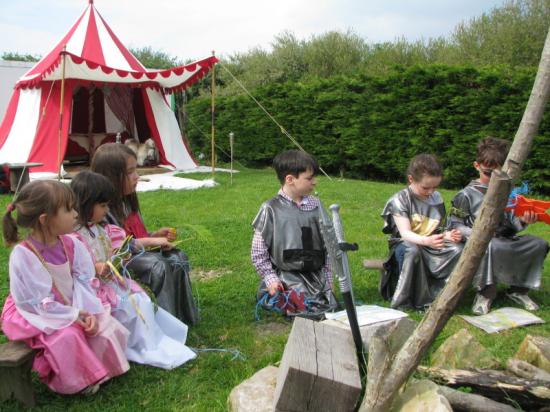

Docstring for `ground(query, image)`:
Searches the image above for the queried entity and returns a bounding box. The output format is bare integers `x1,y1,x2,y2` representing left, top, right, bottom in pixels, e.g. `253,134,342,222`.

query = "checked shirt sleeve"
251,230,280,287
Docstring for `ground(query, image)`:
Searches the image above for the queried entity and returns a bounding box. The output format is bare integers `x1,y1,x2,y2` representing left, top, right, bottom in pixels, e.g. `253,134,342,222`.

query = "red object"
505,195,550,225
123,212,150,239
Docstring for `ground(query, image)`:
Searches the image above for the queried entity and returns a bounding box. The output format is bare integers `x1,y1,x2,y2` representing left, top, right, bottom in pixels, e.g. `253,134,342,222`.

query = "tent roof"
17,0,216,92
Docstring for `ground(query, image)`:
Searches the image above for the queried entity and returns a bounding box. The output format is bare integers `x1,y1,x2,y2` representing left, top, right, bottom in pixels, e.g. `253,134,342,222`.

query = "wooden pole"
211,50,216,177
359,27,550,412
229,131,234,185
57,47,67,180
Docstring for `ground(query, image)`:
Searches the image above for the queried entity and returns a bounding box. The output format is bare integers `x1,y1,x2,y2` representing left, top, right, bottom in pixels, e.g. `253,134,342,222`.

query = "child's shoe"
507,292,539,311
472,293,492,315
80,383,100,396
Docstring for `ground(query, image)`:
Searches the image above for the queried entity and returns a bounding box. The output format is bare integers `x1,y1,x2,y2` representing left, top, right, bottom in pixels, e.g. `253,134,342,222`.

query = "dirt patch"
190,268,232,282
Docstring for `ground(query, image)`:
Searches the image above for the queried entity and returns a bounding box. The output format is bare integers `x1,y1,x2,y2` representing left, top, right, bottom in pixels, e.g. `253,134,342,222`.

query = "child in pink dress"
1,180,130,395
71,171,196,369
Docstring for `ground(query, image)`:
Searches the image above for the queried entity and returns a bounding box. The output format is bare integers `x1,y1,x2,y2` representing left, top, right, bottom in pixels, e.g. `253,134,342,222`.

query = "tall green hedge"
186,65,550,194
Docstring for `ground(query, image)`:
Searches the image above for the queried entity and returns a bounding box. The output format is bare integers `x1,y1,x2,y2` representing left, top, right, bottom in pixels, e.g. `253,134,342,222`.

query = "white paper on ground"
460,307,545,333
325,305,408,327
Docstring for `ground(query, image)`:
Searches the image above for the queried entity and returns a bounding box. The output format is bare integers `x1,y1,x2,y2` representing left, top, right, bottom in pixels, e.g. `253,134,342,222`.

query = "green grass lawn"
0,167,548,411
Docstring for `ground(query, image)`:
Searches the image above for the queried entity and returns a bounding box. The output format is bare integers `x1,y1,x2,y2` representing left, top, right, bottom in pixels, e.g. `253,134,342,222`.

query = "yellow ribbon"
106,260,148,328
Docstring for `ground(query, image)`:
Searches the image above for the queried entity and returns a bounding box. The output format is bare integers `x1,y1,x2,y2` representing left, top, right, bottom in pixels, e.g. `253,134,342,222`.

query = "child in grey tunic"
381,154,463,310
251,150,337,318
449,137,549,315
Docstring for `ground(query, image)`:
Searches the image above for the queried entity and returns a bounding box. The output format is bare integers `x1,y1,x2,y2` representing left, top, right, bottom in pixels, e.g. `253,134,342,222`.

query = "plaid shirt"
251,189,332,288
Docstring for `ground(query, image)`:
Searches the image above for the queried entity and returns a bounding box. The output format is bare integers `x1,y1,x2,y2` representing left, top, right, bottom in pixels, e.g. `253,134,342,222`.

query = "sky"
0,0,507,62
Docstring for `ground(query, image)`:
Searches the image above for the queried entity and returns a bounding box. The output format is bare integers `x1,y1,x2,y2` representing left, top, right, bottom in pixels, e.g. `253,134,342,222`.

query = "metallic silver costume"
252,195,337,315
381,188,463,309
106,213,199,325
449,181,548,291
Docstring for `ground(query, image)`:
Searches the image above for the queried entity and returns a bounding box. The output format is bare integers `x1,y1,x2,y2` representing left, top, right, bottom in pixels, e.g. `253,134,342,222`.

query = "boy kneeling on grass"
251,149,337,318
448,137,549,315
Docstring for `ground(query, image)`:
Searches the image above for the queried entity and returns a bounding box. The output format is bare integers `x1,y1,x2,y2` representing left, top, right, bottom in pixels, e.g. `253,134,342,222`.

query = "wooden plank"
362,259,384,270
0,341,34,367
273,317,361,412
0,342,35,407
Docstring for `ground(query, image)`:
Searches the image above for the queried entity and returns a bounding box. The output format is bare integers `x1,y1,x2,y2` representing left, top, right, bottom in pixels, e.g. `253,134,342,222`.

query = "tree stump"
0,341,35,408
273,317,361,412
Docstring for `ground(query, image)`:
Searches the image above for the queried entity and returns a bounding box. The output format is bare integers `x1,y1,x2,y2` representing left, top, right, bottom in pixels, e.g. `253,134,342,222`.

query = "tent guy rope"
219,62,332,180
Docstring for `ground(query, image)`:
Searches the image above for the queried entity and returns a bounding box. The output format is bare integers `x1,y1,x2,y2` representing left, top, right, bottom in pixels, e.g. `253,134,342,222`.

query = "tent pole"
211,51,216,177
57,47,67,180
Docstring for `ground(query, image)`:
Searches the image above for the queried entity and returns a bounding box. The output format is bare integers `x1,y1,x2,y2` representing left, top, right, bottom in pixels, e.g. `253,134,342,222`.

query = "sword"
318,202,365,367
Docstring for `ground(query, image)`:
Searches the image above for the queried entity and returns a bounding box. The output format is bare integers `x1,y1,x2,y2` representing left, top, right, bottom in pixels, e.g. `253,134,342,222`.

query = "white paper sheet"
460,307,545,333
325,305,408,327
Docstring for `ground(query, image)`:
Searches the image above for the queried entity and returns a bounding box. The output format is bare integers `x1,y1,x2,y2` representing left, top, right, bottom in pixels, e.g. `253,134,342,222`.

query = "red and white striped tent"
0,0,217,174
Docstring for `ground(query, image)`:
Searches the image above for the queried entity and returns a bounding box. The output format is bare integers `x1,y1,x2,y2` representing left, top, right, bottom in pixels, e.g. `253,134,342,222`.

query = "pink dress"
1,235,130,394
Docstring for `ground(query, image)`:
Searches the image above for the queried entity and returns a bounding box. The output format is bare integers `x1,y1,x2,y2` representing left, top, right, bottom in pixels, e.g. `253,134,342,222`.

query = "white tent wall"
0,88,41,164
146,88,197,170
0,60,34,119
104,96,125,134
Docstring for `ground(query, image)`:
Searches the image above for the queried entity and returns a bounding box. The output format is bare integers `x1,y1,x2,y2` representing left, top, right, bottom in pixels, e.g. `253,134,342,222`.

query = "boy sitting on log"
251,149,337,318
448,137,549,315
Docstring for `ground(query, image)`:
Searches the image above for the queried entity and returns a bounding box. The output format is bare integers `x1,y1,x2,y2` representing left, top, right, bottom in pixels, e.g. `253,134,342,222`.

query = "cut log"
362,259,384,270
418,365,550,410
437,385,518,412
0,341,36,408
273,317,361,412
507,358,550,382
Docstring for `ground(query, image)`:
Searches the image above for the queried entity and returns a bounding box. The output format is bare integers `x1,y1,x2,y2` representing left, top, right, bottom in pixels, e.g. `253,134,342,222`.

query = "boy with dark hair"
449,137,549,315
251,149,336,317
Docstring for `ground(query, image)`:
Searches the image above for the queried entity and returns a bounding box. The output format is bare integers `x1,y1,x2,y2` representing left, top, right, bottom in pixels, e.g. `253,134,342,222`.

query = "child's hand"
424,233,445,249
82,315,98,336
153,227,177,242
267,281,283,296
444,229,462,243
94,262,111,278
519,210,538,224
152,237,174,251
76,312,98,335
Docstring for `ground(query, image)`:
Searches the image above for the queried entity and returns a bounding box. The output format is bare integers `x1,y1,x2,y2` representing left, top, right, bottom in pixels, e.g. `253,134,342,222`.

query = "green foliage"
0,168,548,410
129,46,182,69
1,51,40,62
187,64,550,193
448,0,550,67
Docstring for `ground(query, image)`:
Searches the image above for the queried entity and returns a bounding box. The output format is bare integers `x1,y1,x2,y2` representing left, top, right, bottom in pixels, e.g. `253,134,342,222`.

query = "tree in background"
130,46,182,69
1,52,40,62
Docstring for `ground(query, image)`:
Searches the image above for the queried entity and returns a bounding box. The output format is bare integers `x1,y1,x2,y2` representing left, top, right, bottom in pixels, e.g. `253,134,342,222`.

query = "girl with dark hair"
91,143,198,325
71,171,196,369
1,180,129,395
380,154,463,310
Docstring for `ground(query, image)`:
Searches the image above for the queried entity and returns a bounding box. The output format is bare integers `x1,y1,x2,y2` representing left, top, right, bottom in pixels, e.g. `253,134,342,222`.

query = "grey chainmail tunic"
381,187,463,309
105,213,199,326
449,180,548,291
252,195,337,314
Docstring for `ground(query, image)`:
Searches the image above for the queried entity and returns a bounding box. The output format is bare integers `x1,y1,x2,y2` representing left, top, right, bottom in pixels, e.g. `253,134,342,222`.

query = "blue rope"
190,347,246,361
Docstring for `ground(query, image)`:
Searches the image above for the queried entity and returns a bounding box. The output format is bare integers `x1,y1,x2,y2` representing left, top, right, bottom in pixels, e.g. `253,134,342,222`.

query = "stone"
431,328,500,369
228,366,278,412
391,380,452,412
515,335,550,373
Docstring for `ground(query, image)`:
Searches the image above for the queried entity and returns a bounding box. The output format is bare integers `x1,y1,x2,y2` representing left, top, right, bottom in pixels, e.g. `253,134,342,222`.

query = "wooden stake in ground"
359,27,550,412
